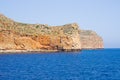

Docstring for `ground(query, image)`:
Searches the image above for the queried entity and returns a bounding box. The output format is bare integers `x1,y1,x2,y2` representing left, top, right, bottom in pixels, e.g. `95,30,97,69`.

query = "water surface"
0,49,120,80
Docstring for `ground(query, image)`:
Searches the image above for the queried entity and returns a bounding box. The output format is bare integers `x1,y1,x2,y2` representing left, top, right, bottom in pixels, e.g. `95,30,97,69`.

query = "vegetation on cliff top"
0,14,79,36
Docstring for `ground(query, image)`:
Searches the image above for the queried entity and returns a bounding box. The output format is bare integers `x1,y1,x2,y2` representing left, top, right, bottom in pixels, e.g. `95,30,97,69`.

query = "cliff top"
0,14,80,36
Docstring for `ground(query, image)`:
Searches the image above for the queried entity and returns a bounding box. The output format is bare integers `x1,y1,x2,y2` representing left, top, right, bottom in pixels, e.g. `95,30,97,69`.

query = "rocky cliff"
80,30,103,49
0,14,103,52
0,14,81,52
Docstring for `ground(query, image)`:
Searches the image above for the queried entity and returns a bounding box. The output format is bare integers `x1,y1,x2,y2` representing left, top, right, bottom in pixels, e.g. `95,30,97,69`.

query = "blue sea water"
0,49,120,80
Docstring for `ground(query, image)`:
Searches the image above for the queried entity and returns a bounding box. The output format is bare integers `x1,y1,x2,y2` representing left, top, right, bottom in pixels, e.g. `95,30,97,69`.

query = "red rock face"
0,30,80,51
14,37,41,50
0,30,16,50
33,35,51,46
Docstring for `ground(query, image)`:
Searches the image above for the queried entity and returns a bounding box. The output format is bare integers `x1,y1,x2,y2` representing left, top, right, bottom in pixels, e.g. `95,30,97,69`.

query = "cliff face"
80,30,103,49
0,14,103,52
0,14,81,51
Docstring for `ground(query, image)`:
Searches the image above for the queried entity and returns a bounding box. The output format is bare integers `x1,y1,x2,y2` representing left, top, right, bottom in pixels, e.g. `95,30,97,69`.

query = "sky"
0,0,120,48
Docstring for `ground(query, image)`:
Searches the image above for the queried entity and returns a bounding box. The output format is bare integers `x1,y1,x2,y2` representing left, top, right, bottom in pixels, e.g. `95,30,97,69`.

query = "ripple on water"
0,49,120,80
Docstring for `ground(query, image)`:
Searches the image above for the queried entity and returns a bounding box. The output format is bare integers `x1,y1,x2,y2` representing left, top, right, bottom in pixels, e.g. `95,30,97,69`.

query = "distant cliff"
80,30,103,49
0,14,103,52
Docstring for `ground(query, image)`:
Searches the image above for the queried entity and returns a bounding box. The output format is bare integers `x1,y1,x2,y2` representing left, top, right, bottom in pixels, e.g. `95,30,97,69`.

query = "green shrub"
36,25,39,28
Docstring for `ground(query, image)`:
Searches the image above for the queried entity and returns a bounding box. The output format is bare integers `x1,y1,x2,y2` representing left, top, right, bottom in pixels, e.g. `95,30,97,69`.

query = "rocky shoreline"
0,50,58,54
0,49,82,53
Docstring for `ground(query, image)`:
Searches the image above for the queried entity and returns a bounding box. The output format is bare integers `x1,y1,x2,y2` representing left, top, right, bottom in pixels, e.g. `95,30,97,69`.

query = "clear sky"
0,0,120,48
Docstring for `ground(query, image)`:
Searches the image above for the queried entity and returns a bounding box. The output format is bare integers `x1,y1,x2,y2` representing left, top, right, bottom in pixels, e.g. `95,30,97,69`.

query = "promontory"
0,14,103,53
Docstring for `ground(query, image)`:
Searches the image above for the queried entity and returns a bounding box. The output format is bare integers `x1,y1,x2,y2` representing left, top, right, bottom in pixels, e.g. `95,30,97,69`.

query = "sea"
0,49,120,80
